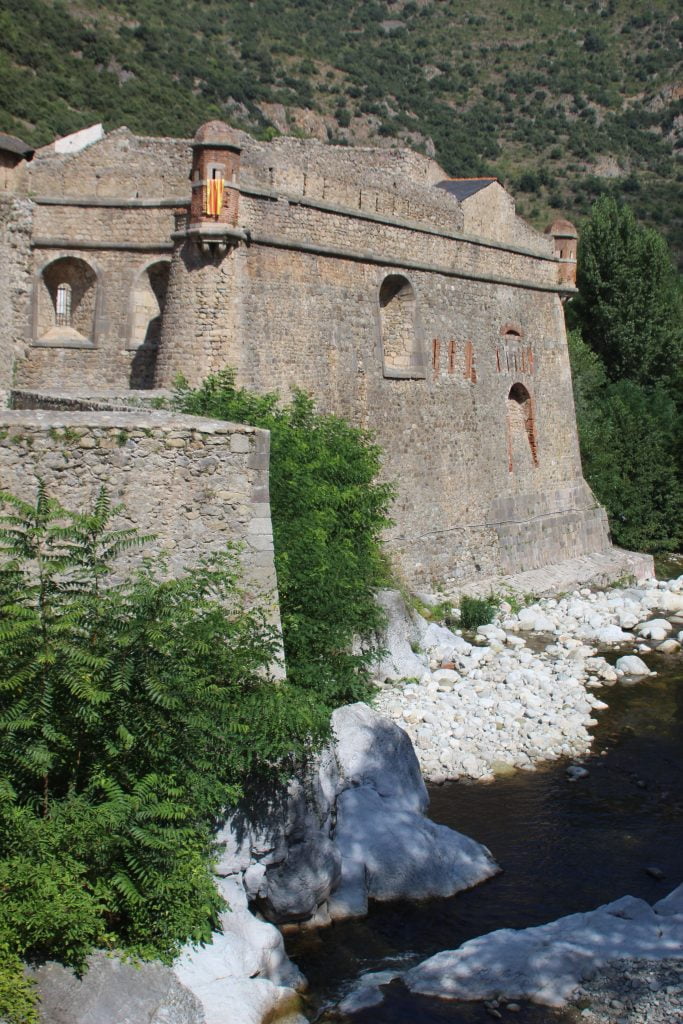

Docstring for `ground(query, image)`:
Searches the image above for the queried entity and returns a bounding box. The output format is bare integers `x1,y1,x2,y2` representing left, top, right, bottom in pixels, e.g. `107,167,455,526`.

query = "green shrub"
0,944,38,1024
0,484,322,968
459,595,498,631
175,370,395,706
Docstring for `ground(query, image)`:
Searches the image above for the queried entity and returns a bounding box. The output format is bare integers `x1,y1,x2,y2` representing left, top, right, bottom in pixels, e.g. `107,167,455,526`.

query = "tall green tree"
568,331,682,552
568,196,682,391
176,371,395,704
567,199,683,553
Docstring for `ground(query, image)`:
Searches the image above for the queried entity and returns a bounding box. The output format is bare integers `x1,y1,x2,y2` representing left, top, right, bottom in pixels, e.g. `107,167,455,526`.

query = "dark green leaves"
0,483,316,983
567,200,683,554
177,370,395,706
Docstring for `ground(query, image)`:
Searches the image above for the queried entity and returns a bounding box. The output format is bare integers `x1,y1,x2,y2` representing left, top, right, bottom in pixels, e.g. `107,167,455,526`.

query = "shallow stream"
287,650,683,1022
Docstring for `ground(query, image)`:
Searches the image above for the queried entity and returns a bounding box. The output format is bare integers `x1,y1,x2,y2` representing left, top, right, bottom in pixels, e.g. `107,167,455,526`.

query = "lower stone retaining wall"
490,480,611,576
0,409,282,649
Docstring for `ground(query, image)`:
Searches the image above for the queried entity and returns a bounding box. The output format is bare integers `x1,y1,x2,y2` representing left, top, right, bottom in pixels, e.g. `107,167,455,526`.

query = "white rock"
615,655,651,677
477,624,507,643
655,591,683,613
329,785,498,917
432,669,460,685
636,618,672,640
403,889,683,1008
328,704,499,919
175,876,306,1024
596,625,632,644
617,611,640,629
338,970,400,1013
532,614,557,632
373,589,429,681
506,634,526,647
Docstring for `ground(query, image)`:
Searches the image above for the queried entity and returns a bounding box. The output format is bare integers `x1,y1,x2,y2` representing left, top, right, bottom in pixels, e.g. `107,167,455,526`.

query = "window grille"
55,283,72,327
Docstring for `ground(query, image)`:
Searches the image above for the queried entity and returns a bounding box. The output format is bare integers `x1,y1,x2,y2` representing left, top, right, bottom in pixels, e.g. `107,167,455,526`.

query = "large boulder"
173,876,305,1024
327,704,498,919
330,785,498,918
257,833,341,922
332,702,428,813
373,589,429,681
30,952,204,1024
176,702,498,1021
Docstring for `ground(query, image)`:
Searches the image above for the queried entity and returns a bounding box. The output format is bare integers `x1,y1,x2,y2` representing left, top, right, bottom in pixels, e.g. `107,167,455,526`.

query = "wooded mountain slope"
1,0,681,258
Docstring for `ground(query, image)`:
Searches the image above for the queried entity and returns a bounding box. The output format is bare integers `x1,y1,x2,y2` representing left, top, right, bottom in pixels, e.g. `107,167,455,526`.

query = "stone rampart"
0,123,614,591
0,410,282,644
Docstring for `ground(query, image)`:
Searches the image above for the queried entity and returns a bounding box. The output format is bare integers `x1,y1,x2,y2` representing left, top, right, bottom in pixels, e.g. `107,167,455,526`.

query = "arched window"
379,274,425,379
128,261,171,350
35,256,98,345
506,382,539,472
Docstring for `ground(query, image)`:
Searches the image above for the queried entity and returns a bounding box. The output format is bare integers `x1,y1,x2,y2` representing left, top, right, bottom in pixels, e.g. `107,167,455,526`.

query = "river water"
287,650,683,1022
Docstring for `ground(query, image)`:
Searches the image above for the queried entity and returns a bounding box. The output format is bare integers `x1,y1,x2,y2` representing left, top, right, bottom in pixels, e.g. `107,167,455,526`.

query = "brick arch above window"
500,322,525,339
506,381,539,471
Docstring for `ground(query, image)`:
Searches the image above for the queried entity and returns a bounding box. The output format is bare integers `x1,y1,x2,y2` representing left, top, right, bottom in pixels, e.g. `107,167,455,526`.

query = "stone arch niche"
506,382,539,473
378,274,426,379
128,260,171,388
33,256,98,347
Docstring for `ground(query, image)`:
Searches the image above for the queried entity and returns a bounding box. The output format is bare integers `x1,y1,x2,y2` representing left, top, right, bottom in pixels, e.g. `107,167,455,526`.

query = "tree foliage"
569,332,682,552
568,196,683,389
1,0,681,262
176,370,395,705
0,484,325,1020
567,199,682,554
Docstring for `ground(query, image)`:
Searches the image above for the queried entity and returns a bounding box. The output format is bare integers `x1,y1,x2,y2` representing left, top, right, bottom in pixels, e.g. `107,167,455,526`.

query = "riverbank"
568,958,683,1024
374,576,683,782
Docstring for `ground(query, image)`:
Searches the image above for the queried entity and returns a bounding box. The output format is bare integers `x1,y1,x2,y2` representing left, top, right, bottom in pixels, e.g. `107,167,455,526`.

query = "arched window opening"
55,283,72,327
379,274,425,379
506,382,539,472
129,261,171,350
36,257,98,345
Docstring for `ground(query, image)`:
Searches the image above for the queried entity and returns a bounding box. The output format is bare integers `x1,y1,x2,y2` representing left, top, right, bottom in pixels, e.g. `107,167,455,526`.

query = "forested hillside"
0,0,681,257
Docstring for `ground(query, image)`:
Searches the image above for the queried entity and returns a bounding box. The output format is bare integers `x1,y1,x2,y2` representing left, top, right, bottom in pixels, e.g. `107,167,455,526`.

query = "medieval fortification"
0,119,642,612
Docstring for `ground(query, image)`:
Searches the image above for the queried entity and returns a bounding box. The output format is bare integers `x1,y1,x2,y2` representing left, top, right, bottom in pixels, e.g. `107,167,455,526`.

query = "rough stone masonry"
0,119,629,594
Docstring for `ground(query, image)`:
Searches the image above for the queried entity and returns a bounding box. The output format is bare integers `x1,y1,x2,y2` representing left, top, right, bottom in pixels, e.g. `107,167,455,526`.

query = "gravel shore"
374,576,683,782
568,958,683,1024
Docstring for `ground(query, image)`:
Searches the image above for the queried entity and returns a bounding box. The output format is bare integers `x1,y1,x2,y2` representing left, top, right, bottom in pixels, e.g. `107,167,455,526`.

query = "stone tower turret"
545,218,578,287
154,121,244,386
188,120,242,253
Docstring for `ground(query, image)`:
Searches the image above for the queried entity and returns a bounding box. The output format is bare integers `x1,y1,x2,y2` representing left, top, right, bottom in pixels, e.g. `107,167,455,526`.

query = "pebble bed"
374,577,683,783
569,958,683,1024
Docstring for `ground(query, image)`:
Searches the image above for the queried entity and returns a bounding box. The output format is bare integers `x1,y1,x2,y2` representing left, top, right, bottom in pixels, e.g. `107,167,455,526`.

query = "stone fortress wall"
0,121,612,594
0,405,282,644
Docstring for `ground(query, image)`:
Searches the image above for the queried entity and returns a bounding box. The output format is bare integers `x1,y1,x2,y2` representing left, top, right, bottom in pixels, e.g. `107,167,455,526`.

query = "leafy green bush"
568,334,682,552
0,943,38,1024
176,370,395,706
0,484,322,977
459,595,498,631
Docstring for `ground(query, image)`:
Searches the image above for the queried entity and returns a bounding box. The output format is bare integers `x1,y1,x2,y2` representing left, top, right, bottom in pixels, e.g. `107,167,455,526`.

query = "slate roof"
435,177,497,201
0,132,34,158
